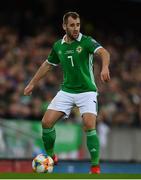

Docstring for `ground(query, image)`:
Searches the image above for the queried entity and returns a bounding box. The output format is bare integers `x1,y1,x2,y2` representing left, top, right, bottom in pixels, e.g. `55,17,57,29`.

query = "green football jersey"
47,33,102,93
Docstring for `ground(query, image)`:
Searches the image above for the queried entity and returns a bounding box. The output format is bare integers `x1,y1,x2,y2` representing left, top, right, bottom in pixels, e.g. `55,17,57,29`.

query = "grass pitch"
0,173,141,179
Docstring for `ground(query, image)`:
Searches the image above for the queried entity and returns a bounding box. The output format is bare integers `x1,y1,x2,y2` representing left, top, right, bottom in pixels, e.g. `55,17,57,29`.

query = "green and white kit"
47,33,102,116
47,33,102,93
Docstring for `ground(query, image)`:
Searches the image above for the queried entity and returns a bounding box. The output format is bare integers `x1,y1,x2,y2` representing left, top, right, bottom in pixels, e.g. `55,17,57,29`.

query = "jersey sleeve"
87,36,102,54
47,44,60,66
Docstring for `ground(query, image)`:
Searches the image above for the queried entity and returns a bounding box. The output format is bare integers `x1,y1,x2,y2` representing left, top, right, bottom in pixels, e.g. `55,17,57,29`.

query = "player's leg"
42,90,73,162
75,92,100,173
42,109,65,159
82,113,100,173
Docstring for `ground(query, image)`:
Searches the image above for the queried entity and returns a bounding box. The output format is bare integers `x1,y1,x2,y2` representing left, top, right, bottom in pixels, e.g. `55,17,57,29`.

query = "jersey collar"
61,33,82,44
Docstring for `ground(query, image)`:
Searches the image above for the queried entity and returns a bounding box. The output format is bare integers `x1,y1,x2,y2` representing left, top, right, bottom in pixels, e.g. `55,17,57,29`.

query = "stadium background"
0,0,141,174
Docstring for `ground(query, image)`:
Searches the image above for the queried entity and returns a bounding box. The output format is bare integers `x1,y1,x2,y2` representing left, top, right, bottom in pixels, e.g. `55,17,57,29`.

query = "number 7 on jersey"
68,55,74,67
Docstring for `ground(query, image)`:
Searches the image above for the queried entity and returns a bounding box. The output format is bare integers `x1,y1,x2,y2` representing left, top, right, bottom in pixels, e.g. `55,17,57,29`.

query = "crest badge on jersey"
76,46,82,53
58,50,62,55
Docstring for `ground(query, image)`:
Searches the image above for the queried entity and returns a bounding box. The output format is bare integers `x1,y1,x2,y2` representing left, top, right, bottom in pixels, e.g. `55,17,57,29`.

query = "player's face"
63,17,80,40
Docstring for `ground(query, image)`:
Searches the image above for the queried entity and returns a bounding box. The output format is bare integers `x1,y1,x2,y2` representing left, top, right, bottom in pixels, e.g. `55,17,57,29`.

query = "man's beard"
67,30,78,40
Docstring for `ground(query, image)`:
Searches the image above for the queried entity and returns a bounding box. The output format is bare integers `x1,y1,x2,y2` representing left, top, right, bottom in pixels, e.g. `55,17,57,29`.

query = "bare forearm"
96,48,110,69
95,47,110,82
29,61,52,86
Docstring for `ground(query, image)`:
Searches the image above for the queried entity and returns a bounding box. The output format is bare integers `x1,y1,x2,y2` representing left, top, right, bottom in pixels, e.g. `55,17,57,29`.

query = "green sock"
86,129,100,166
42,127,56,157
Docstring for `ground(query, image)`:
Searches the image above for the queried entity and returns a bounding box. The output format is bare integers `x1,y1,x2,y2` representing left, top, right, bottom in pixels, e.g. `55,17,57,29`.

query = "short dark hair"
63,12,80,24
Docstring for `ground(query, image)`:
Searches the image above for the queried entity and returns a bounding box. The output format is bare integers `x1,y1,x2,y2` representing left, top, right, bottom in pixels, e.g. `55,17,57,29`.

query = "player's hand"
24,84,34,96
100,66,110,82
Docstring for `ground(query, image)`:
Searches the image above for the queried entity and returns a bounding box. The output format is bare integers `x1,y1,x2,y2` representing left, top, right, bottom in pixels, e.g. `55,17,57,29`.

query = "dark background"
0,0,141,36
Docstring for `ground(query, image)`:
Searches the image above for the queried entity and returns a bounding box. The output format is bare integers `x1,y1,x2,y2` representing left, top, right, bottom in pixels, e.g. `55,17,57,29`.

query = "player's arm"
95,47,110,82
24,61,52,96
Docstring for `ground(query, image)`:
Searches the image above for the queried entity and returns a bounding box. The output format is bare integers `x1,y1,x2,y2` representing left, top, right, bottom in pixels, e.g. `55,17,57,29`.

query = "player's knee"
42,117,53,128
83,123,95,131
82,113,97,130
83,118,96,130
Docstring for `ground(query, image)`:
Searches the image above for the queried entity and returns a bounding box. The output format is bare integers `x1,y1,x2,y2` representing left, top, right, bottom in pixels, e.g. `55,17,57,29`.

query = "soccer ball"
32,154,54,173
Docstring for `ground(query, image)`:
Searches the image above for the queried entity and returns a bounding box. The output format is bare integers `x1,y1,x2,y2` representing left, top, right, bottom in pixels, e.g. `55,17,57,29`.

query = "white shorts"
47,90,98,118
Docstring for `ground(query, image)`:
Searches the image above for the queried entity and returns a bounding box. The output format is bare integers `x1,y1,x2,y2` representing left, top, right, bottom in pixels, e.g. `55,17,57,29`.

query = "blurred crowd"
0,24,141,128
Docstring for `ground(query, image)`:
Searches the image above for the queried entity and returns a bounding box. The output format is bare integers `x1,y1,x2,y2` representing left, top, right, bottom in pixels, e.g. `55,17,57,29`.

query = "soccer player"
24,12,110,174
